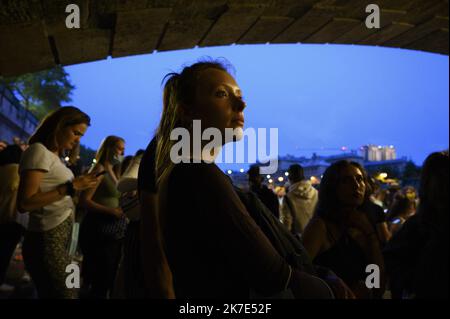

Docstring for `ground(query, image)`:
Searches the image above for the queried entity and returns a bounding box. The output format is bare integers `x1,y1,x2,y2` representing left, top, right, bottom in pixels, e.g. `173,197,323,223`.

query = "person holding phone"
17,106,98,299
79,135,127,299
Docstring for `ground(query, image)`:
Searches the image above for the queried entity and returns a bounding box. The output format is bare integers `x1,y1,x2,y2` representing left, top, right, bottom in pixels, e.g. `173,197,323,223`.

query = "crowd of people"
0,60,448,299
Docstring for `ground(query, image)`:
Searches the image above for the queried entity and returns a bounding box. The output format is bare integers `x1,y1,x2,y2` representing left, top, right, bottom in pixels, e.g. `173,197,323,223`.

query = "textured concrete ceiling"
0,0,448,77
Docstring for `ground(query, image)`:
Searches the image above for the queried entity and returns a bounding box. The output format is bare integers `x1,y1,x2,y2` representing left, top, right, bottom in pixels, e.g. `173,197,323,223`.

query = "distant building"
383,146,397,161
360,144,397,162
0,83,38,143
279,151,364,180
226,145,407,188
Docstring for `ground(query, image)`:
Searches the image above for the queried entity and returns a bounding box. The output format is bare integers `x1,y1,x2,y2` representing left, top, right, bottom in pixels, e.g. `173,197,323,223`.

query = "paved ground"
0,245,37,299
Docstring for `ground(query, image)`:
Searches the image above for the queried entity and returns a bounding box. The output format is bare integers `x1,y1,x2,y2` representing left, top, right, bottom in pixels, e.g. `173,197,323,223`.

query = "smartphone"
95,171,106,177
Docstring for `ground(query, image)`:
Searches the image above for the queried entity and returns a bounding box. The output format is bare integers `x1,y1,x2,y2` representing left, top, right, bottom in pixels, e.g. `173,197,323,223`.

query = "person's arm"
18,169,98,213
301,217,327,260
390,222,403,235
302,218,357,299
78,165,123,218
139,190,175,299
348,211,386,296
376,222,392,243
18,170,68,213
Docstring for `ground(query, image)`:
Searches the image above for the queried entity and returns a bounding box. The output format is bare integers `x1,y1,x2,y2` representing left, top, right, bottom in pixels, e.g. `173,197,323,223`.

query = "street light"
278,177,284,182
284,172,289,177
239,168,244,173
227,170,232,175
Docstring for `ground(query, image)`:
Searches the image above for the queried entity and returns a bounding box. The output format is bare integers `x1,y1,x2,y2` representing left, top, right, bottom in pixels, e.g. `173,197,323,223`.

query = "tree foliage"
1,66,75,120
79,144,97,168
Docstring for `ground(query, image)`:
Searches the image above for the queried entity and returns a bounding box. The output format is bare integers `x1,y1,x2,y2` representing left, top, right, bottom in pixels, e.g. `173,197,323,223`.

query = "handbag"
96,213,129,241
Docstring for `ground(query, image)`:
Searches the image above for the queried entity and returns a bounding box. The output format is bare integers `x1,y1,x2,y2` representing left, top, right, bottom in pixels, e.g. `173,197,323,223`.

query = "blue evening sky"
66,43,449,169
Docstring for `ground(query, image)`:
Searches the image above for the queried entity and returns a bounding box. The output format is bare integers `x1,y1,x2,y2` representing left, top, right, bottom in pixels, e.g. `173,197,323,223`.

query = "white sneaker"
0,283,15,293
21,273,31,283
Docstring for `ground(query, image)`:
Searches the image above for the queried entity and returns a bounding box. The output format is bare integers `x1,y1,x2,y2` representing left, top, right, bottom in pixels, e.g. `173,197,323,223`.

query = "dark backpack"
234,186,317,276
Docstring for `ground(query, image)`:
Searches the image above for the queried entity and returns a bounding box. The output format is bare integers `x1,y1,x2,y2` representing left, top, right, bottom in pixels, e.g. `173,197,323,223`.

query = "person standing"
0,145,25,293
302,161,386,298
79,135,127,299
281,164,318,235
17,106,98,298
247,165,280,220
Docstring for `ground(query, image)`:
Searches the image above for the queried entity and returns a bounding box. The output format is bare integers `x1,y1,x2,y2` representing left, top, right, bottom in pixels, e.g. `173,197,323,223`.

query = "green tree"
1,66,75,120
79,144,97,169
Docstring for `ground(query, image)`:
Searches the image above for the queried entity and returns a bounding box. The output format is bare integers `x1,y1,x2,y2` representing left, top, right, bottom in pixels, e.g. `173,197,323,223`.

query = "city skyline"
64,43,448,169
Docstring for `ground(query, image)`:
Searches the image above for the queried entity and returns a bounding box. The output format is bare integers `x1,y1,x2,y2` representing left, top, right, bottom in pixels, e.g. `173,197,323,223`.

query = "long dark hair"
29,106,90,164
416,151,449,235
315,160,371,224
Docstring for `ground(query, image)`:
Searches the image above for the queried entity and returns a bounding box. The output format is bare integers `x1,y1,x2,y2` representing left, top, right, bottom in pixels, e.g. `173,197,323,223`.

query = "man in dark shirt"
247,165,280,220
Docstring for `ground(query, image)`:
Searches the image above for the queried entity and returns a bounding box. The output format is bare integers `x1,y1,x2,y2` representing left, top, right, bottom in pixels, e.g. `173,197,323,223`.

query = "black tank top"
314,226,368,286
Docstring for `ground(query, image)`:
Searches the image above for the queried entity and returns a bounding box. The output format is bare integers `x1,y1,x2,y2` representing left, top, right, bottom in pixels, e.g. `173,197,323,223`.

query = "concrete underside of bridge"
0,0,448,77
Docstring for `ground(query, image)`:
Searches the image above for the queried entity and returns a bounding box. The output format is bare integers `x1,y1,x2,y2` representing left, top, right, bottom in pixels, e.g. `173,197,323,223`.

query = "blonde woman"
79,135,127,299
154,61,333,298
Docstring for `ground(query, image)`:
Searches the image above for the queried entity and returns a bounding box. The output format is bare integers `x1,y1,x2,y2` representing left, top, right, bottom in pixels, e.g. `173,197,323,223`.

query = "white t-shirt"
19,143,75,232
